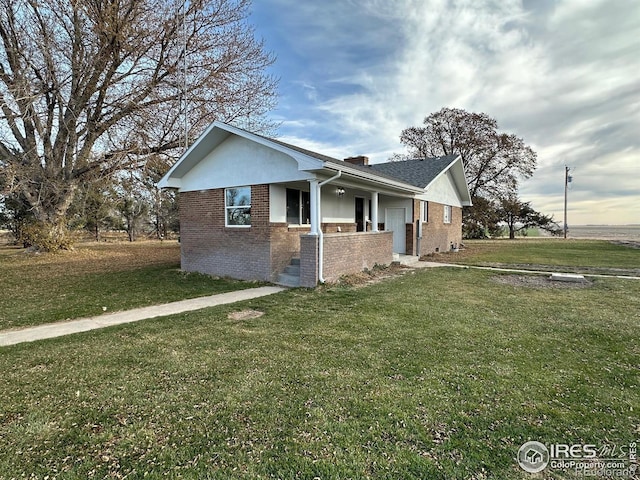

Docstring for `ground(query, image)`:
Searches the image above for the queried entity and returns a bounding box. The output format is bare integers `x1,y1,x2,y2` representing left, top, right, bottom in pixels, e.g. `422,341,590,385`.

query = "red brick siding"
270,224,307,281
179,184,414,284
321,223,357,233
179,185,272,281
299,235,319,288
322,231,393,283
419,203,463,255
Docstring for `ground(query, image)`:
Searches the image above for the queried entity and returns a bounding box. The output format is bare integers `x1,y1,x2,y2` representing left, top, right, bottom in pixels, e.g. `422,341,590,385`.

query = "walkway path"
415,260,640,279
0,286,286,347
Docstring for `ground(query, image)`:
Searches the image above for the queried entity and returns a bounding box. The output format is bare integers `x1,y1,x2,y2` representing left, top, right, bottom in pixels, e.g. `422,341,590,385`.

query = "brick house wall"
322,231,393,283
401,200,462,256
179,186,270,280
299,235,319,288
179,184,461,284
270,224,307,281
179,184,382,284
419,202,463,255
179,184,302,282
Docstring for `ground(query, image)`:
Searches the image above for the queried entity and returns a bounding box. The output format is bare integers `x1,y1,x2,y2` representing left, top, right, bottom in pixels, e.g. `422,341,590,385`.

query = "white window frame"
422,201,429,222
225,186,251,228
443,205,452,224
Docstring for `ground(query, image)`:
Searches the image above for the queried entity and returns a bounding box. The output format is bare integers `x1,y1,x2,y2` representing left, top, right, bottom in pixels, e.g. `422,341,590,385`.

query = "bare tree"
498,196,560,239
0,0,277,249
398,108,537,200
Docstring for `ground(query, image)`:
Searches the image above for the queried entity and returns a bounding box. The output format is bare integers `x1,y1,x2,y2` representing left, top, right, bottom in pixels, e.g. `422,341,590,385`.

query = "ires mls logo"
518,441,637,476
517,442,597,473
518,441,549,473
549,443,597,459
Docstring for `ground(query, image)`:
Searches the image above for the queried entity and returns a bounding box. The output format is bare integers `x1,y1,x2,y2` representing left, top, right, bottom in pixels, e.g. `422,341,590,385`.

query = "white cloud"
257,0,640,224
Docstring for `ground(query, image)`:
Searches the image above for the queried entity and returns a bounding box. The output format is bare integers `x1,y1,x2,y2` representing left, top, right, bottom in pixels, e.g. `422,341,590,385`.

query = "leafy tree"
397,108,540,238
399,107,537,200
0,191,33,245
0,0,277,250
462,196,501,239
498,196,561,239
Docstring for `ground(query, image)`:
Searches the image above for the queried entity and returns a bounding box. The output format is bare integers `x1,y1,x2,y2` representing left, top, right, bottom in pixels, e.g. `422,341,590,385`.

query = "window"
225,186,251,226
443,205,452,224
286,188,310,224
422,201,429,222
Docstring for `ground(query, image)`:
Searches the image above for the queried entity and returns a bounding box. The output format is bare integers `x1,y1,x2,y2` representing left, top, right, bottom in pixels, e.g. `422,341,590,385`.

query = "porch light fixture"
336,187,345,197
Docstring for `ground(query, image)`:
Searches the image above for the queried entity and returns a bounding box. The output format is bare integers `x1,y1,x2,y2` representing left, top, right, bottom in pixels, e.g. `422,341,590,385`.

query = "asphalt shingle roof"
368,155,459,189
255,128,457,189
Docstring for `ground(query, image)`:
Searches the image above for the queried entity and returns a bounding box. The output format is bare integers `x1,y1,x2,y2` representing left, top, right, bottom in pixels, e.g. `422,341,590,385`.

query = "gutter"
321,163,425,195
317,170,342,283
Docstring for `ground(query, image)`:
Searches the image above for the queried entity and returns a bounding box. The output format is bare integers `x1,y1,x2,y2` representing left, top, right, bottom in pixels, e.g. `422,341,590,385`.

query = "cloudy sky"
250,0,639,226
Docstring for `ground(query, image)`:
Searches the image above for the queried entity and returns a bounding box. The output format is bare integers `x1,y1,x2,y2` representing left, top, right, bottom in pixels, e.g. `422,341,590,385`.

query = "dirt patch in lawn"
482,263,640,277
334,264,413,288
492,274,593,289
228,309,265,321
610,240,640,249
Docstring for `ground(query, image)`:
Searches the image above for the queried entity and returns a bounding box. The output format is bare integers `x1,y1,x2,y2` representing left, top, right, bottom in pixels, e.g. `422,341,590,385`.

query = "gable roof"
158,121,471,205
368,156,459,189
369,156,472,206
263,135,420,186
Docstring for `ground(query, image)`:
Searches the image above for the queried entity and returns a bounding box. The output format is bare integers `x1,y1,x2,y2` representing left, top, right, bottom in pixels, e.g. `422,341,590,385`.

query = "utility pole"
563,166,572,239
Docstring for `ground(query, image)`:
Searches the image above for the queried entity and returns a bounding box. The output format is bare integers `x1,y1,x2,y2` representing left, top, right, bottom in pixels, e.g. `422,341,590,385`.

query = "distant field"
432,239,640,275
567,224,640,241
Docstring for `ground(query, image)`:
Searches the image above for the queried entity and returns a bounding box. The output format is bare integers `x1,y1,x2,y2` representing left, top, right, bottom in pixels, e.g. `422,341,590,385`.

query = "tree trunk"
19,182,79,250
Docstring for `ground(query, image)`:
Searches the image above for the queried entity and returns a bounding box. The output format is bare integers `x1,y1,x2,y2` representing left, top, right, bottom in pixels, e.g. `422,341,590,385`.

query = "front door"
386,208,406,253
355,197,365,232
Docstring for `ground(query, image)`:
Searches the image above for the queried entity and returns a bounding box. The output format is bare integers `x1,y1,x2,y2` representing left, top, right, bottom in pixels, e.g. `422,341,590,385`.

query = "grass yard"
1,260,638,478
0,241,257,330
431,238,640,275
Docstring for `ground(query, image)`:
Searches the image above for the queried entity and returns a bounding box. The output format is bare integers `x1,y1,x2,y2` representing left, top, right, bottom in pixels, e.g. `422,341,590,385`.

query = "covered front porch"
272,170,422,287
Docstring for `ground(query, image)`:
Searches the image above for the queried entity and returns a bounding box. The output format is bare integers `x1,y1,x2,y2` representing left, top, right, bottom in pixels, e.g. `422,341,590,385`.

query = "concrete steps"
392,254,420,266
277,257,301,287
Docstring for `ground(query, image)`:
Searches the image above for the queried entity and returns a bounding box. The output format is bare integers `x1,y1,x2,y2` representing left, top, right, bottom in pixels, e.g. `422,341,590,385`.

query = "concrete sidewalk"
414,260,640,279
0,286,286,347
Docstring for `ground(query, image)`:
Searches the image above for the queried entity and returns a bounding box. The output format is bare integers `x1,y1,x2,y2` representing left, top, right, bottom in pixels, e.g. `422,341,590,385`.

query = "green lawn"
1,266,638,478
0,241,257,330
435,239,640,274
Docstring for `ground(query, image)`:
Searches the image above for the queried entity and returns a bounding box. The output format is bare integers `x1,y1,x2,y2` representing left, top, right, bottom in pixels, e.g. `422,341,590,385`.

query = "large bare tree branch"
0,0,277,243
398,107,536,200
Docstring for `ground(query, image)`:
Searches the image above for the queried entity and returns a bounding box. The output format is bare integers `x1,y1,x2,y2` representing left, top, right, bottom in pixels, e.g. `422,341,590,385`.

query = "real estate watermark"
517,440,637,477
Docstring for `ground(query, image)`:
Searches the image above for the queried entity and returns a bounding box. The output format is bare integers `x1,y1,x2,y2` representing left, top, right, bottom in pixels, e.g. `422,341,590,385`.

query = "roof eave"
422,155,473,205
320,162,425,194
157,121,325,189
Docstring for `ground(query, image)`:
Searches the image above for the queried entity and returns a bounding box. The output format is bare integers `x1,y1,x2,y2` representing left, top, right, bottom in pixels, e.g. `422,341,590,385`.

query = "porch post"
371,191,379,232
309,179,319,235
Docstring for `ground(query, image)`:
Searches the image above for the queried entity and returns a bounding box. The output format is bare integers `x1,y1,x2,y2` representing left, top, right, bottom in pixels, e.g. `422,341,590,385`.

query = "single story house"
158,121,472,287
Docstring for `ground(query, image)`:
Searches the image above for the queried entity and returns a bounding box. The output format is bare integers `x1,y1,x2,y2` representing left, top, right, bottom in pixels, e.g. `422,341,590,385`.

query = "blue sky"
250,0,639,225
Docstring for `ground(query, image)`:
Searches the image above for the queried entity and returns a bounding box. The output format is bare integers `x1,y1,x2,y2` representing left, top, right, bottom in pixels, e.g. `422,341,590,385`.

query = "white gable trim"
158,121,325,189
158,121,427,195
423,156,472,206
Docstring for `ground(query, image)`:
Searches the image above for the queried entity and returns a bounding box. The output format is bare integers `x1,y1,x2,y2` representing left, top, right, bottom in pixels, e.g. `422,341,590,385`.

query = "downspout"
317,170,342,283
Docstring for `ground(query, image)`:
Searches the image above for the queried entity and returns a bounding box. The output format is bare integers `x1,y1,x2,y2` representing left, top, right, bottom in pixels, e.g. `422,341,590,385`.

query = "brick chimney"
343,155,369,166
